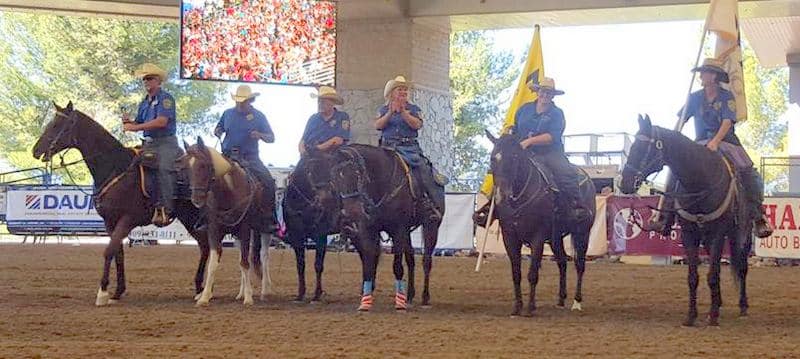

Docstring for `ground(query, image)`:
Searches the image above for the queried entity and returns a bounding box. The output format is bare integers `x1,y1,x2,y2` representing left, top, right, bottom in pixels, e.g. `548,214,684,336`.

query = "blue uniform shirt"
512,100,566,154
301,109,351,147
135,89,177,138
216,107,273,157
679,88,741,146
378,103,422,141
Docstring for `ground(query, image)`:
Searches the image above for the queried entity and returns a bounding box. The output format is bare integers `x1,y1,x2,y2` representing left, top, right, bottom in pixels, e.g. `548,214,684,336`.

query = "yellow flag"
479,25,545,195
707,0,747,121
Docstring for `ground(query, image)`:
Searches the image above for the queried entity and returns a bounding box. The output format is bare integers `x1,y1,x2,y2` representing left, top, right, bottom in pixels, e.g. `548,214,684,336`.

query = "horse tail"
729,231,750,292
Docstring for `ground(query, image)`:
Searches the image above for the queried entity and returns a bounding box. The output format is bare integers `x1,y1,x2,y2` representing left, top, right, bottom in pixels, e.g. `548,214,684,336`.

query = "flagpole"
674,0,718,132
474,189,497,272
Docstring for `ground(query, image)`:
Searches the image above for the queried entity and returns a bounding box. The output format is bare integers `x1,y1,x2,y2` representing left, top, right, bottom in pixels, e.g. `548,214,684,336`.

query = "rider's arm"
522,109,565,149
214,114,226,138
254,115,275,143
316,137,344,151
400,104,422,130
125,115,168,131
374,106,391,130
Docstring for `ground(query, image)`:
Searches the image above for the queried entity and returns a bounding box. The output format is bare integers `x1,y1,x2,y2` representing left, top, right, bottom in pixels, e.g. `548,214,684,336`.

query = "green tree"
736,43,790,192
449,31,514,190
0,11,223,184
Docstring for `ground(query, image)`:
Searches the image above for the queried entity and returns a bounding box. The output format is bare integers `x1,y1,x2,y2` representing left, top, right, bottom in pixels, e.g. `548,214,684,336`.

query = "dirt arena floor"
1,244,798,358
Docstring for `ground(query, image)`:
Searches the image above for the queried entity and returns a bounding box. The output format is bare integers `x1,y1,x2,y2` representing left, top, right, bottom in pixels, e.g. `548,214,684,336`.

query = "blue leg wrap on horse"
395,280,405,294
363,281,373,296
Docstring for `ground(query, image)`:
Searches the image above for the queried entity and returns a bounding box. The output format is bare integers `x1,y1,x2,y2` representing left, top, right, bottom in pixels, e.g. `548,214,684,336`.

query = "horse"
282,157,340,303
31,102,210,306
178,137,276,306
619,115,751,327
305,144,442,311
486,131,595,317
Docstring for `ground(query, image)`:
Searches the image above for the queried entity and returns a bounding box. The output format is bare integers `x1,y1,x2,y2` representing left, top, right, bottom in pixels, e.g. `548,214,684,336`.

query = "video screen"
180,0,336,86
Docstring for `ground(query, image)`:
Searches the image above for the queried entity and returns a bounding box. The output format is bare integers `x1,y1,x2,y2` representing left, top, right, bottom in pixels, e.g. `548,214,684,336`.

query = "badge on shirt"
727,99,736,112
246,113,254,121
713,101,721,111
162,98,173,109
342,120,350,130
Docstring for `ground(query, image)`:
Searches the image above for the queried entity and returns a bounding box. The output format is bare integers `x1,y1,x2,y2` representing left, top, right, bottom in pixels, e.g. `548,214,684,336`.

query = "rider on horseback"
651,57,773,238
213,85,276,230
300,86,350,155
123,63,183,227
375,75,447,223
513,77,590,224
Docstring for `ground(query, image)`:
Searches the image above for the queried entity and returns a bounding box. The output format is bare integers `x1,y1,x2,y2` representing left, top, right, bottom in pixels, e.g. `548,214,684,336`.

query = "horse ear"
66,101,73,111
485,129,497,145
183,139,190,150
53,102,61,111
639,114,652,132
196,136,205,147
645,114,652,123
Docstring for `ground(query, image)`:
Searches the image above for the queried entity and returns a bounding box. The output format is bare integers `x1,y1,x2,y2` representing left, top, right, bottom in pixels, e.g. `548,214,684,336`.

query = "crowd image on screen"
181,0,336,84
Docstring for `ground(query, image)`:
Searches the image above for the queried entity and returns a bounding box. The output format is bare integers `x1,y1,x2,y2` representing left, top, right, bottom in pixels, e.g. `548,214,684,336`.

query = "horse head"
619,114,666,194
486,129,528,205
33,101,81,162
302,147,339,210
177,136,231,208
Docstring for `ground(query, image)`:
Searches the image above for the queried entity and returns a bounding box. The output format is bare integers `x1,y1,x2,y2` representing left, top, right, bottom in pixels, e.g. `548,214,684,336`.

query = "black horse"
282,157,340,302
31,102,209,306
305,144,443,311
487,131,595,317
620,115,751,327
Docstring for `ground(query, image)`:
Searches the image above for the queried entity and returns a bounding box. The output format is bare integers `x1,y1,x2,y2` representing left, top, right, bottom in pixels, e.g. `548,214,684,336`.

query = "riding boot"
739,168,773,238
555,176,589,224
473,200,495,228
415,166,444,223
648,174,677,237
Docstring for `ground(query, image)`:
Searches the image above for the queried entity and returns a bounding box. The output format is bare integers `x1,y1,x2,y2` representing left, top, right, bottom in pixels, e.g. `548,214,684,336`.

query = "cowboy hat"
529,77,565,95
383,75,412,99
134,63,168,81
310,86,344,105
692,57,729,83
231,85,260,103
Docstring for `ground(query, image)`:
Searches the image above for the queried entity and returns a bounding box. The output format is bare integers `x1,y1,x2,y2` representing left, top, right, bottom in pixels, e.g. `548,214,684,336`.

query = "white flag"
707,0,747,122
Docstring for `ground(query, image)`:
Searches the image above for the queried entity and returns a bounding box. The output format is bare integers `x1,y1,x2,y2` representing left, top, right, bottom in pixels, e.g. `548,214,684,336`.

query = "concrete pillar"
336,16,454,177
786,53,800,193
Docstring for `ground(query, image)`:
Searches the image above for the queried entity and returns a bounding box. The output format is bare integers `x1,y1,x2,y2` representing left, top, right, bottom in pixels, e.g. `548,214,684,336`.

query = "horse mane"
191,145,232,178
72,109,134,163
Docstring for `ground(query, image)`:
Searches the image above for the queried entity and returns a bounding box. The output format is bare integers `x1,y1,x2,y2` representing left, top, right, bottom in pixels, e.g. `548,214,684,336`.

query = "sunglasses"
142,76,158,82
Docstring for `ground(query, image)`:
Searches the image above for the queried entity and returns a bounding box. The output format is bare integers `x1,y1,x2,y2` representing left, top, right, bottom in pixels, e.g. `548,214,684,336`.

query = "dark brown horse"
282,157,340,303
31,102,209,306
620,115,750,327
487,131,595,317
305,144,442,311
178,137,276,306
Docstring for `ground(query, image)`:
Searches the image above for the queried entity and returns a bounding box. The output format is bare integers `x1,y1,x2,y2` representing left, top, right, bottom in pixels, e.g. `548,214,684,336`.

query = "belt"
383,137,419,145
143,135,177,144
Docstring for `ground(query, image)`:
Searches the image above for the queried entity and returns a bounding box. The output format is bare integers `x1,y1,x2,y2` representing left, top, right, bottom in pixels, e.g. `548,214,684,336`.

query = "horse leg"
527,235,546,317
192,230,210,300
97,217,133,306
549,233,568,308
683,235,700,326
706,237,724,326
571,232,589,311
259,232,272,301
502,227,523,316
111,243,126,300
238,228,254,306
397,230,414,311
358,232,380,312
292,239,307,302
196,225,223,307
402,231,416,308
731,229,750,317
421,224,438,307
391,234,407,311
312,235,327,302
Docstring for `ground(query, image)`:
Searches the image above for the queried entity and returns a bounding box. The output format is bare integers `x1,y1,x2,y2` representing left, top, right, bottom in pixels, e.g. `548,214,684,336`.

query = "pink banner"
606,196,684,256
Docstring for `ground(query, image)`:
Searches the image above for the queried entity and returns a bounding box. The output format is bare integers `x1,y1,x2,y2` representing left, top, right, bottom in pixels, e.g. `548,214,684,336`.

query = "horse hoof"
571,300,583,312
420,304,432,310
243,298,254,306
195,299,210,307
681,319,696,328
193,293,202,301
260,294,269,302
235,294,244,300
95,289,110,307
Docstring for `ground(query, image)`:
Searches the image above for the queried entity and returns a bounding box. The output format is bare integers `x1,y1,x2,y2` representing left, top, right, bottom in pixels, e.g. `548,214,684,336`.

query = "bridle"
622,127,666,188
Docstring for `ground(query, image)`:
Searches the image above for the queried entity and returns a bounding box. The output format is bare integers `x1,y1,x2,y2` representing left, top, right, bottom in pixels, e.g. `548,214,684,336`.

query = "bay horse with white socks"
620,115,751,327
178,137,275,306
32,102,210,306
487,130,595,317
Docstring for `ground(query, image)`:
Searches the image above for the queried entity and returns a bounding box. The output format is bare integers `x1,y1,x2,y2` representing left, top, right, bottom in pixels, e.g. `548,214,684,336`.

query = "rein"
333,147,409,214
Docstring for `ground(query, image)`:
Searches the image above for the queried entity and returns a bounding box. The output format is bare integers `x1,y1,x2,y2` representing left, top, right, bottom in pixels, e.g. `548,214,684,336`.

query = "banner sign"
5,185,106,234
757,197,800,258
606,195,685,256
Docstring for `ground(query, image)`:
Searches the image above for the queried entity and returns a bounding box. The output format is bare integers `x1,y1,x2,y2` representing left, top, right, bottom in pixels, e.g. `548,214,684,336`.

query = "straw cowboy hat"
529,77,565,95
383,75,412,99
310,86,344,105
231,85,260,103
692,57,729,83
134,63,168,81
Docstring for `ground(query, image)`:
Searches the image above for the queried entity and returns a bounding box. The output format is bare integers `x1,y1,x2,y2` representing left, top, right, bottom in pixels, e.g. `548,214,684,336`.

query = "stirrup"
151,207,172,227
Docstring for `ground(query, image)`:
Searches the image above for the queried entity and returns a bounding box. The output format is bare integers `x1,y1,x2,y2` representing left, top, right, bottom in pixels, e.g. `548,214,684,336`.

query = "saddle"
130,146,190,201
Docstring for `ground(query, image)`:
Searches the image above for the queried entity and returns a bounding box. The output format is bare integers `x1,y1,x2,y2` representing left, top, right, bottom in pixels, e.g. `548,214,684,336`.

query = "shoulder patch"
727,99,736,112
162,98,173,110
342,120,350,130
